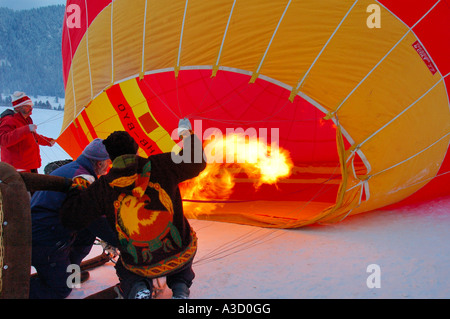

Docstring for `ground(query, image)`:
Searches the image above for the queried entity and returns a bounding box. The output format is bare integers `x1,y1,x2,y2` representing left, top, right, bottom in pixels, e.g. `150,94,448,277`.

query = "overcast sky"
0,0,65,10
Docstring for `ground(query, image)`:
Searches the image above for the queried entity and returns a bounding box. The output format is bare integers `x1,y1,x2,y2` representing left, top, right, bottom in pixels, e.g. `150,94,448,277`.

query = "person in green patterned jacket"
60,120,206,299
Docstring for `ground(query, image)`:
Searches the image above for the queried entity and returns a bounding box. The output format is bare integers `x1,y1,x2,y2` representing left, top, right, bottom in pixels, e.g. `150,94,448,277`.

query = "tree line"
0,5,66,99
0,94,63,110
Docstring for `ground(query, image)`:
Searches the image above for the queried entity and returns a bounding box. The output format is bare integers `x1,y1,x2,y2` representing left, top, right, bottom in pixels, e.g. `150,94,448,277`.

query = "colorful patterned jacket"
60,134,206,278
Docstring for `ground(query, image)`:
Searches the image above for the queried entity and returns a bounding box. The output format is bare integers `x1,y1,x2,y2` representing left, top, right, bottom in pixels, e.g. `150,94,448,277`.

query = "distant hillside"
0,5,65,98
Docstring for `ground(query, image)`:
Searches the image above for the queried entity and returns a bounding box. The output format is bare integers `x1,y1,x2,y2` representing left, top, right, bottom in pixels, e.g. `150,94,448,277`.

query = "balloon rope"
140,79,181,119
183,162,342,233
184,71,253,118
175,77,183,118
192,224,285,266
34,111,65,126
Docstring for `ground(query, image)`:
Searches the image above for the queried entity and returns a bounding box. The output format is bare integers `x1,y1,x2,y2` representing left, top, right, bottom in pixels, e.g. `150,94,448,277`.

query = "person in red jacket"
0,91,55,172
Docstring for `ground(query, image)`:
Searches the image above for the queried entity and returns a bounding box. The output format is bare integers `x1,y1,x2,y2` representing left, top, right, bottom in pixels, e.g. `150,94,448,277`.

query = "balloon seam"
85,0,93,99
357,73,449,149
213,0,236,76
140,0,148,78
110,0,114,84
335,0,442,114
253,0,292,77
294,0,359,92
176,0,189,77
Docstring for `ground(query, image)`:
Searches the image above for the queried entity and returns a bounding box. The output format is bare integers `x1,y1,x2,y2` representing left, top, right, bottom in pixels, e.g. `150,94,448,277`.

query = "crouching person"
60,122,206,299
30,138,115,299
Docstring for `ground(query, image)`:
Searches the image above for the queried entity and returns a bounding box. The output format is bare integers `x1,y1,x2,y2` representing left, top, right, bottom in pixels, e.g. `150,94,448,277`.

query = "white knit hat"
11,91,33,108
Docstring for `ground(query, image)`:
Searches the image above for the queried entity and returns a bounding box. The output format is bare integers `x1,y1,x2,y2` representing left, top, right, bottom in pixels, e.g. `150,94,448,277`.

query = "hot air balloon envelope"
59,0,450,228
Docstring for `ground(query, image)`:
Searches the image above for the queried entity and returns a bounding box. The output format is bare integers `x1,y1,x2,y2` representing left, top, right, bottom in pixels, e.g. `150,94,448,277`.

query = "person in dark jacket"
60,120,206,299
0,91,55,172
30,138,115,299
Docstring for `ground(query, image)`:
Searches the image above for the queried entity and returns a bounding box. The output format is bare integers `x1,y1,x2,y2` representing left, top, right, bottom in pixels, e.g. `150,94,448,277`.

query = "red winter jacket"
0,112,53,171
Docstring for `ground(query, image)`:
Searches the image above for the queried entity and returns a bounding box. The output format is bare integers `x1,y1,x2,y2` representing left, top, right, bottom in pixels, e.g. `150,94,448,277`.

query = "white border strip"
63,66,348,140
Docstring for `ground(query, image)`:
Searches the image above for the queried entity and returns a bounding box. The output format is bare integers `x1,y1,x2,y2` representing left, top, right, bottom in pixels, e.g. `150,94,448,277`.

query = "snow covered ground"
3,107,448,299
70,197,450,299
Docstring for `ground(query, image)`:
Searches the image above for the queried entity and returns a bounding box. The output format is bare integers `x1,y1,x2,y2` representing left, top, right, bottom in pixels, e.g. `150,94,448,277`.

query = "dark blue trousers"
30,217,118,299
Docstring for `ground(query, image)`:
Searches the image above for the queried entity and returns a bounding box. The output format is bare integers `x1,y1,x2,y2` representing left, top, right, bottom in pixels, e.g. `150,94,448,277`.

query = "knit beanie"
82,138,110,161
11,91,33,108
103,131,139,162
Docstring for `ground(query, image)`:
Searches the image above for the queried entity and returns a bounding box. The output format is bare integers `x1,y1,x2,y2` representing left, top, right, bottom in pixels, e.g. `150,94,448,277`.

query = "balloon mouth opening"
59,68,369,227
136,68,368,225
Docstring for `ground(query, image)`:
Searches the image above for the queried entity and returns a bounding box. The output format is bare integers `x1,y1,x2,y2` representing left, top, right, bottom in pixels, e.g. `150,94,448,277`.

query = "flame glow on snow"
181,132,293,217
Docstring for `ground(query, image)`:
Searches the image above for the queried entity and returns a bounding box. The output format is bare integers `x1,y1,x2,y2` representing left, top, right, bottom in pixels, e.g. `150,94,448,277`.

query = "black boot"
127,281,153,299
171,282,190,299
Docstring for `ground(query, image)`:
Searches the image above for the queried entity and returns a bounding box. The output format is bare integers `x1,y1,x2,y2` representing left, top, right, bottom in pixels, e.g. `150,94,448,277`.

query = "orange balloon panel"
59,0,450,227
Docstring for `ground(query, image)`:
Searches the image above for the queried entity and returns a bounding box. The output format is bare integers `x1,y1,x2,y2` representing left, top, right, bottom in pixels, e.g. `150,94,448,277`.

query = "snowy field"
2,106,449,300
72,198,450,299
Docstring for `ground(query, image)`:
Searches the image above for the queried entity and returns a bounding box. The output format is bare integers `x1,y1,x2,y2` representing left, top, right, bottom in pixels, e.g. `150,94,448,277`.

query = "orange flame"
181,132,293,217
